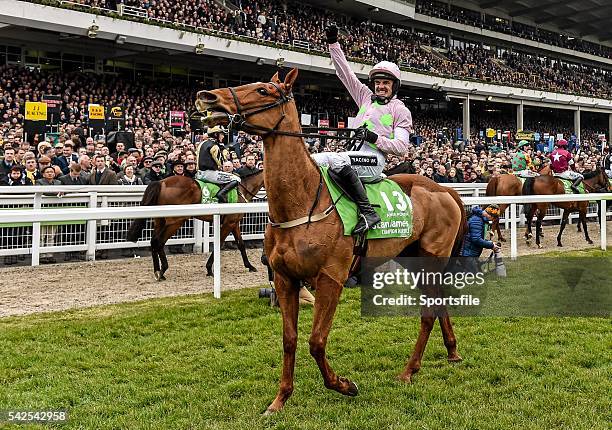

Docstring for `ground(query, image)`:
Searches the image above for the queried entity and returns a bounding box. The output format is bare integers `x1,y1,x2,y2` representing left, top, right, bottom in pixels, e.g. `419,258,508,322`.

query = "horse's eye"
257,88,269,95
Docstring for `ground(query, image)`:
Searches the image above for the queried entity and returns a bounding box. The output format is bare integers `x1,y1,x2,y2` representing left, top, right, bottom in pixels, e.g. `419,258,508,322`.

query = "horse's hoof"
537,244,543,249
527,233,533,239
206,271,213,277
248,267,258,273
587,240,593,245
347,380,359,396
448,353,463,363
397,372,414,384
262,408,276,416
557,243,563,247
154,271,164,281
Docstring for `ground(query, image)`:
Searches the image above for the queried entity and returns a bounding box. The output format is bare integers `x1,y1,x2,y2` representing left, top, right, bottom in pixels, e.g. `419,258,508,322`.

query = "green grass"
1,252,611,429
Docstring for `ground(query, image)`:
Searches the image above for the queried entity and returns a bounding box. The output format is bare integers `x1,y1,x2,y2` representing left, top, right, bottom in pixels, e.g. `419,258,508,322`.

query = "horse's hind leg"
399,308,436,383
151,219,163,281
156,218,186,280
496,204,507,242
557,209,570,247
205,221,235,276
438,307,462,363
265,274,300,415
233,224,257,272
580,206,593,244
309,273,358,397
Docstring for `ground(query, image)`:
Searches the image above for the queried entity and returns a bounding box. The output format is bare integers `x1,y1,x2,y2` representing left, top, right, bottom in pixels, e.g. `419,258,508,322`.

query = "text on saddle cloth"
321,166,413,239
195,179,239,204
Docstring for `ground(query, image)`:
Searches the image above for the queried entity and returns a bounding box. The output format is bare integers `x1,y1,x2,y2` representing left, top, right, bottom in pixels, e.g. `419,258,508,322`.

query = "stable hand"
325,25,338,44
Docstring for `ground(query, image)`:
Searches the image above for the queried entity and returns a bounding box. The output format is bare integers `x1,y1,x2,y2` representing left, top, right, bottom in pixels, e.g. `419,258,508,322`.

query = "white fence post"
86,192,97,261
510,203,518,260
203,221,210,253
601,199,607,251
31,193,42,266
213,215,221,299
193,219,204,254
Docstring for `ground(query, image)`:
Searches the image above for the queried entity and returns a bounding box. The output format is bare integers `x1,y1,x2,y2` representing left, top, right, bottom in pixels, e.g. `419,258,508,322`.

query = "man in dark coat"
460,205,501,273
88,155,118,185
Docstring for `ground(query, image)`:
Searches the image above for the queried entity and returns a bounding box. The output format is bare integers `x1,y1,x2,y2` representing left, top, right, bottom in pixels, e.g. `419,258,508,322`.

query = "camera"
259,287,278,307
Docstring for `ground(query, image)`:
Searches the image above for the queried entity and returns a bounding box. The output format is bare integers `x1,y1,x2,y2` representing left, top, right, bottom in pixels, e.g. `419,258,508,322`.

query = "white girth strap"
269,205,335,229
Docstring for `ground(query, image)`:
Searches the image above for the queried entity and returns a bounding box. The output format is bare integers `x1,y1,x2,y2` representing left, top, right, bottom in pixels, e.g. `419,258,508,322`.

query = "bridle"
203,81,364,141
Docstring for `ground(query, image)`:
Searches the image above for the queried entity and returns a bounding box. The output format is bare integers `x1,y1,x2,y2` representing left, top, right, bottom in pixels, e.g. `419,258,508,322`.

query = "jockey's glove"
325,25,338,44
355,125,378,144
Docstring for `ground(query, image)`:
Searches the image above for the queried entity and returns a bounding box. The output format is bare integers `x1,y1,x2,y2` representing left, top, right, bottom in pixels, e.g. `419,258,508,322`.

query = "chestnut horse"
485,165,552,242
522,167,609,247
126,173,265,280
196,68,467,414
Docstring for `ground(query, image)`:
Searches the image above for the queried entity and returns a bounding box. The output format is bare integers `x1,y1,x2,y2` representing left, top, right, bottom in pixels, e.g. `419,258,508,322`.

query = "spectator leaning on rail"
550,138,583,193
314,24,413,235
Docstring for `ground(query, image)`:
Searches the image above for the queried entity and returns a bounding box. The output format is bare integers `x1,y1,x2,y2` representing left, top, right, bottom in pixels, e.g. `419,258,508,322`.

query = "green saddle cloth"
557,177,586,194
321,167,413,239
195,179,238,203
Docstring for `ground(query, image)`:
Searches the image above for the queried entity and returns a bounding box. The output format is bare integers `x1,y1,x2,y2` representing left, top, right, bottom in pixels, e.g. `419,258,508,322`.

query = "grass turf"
0,250,610,429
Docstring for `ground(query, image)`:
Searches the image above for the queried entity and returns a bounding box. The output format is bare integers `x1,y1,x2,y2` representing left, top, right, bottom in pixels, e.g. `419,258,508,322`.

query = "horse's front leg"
308,272,358,397
264,274,301,415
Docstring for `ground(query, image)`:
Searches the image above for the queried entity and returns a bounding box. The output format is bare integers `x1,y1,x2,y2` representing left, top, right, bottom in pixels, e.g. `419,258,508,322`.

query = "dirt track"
1,221,610,318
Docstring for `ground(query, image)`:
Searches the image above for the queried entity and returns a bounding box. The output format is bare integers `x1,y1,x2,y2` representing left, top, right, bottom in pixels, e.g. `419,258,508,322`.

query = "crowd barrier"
0,190,609,298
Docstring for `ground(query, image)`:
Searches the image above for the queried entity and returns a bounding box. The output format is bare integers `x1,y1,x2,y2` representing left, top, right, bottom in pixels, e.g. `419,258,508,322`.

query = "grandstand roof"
469,0,612,42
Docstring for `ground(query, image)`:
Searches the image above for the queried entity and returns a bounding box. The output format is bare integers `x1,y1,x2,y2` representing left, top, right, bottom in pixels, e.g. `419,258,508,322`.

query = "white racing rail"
0,189,609,298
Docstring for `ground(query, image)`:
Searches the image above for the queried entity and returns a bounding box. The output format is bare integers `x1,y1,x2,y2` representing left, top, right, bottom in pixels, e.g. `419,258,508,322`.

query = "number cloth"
195,179,238,203
321,166,413,239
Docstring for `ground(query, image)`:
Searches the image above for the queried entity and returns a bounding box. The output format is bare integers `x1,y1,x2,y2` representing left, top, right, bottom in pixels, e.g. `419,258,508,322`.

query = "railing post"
203,221,210,253
600,199,607,251
510,203,518,260
193,219,204,254
86,192,97,261
31,193,42,266
213,214,221,299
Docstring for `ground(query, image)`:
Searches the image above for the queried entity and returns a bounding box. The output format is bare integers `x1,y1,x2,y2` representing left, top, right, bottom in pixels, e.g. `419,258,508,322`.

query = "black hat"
128,148,140,153
143,156,154,162
151,160,163,167
172,161,185,169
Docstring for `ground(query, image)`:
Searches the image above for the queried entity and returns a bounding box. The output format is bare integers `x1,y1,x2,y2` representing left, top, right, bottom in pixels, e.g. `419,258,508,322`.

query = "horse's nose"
198,91,218,103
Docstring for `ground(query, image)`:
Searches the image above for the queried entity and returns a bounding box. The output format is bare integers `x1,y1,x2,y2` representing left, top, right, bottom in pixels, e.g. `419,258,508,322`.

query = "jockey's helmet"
369,61,401,102
517,140,529,149
556,138,568,147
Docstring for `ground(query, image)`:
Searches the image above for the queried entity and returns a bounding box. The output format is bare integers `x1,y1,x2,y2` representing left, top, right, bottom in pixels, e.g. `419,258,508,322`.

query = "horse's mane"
583,167,601,180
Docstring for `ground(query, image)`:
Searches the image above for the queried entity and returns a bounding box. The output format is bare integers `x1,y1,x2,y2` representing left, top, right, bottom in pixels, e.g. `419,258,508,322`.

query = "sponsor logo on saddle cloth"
195,179,238,204
321,167,413,239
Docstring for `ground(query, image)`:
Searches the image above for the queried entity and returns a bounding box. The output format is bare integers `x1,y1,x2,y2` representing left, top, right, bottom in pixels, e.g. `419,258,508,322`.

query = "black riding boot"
571,177,583,194
216,180,240,203
333,165,381,235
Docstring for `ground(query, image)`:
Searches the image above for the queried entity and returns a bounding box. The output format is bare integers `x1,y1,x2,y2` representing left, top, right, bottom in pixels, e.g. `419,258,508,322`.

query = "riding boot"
571,177,583,194
216,180,240,203
333,165,381,235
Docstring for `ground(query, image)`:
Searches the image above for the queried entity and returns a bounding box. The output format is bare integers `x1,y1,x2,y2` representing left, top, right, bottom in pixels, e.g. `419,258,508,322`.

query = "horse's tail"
126,181,162,242
448,187,468,258
522,177,535,216
485,175,499,197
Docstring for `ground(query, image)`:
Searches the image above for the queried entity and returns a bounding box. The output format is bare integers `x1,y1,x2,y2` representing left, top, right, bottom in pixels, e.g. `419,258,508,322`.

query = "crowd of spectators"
416,0,612,59
60,0,612,98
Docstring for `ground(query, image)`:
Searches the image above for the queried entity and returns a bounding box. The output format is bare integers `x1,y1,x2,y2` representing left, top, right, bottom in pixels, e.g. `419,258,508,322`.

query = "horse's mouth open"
196,104,231,127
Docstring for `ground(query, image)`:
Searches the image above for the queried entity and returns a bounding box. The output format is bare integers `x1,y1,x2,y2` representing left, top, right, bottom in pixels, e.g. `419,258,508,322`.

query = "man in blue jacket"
460,205,501,273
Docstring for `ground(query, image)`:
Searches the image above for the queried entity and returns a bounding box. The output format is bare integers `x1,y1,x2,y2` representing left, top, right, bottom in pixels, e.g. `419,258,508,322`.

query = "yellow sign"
88,104,105,120
25,102,47,121
515,131,534,141
486,128,496,138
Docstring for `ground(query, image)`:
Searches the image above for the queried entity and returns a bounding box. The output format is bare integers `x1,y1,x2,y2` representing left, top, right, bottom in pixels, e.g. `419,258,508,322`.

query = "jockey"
511,140,538,178
196,126,241,203
603,148,612,179
550,138,583,193
315,24,413,235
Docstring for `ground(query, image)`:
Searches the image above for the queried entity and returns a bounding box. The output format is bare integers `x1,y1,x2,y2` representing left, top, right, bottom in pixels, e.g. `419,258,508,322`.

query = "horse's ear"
270,72,281,84
284,68,298,91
